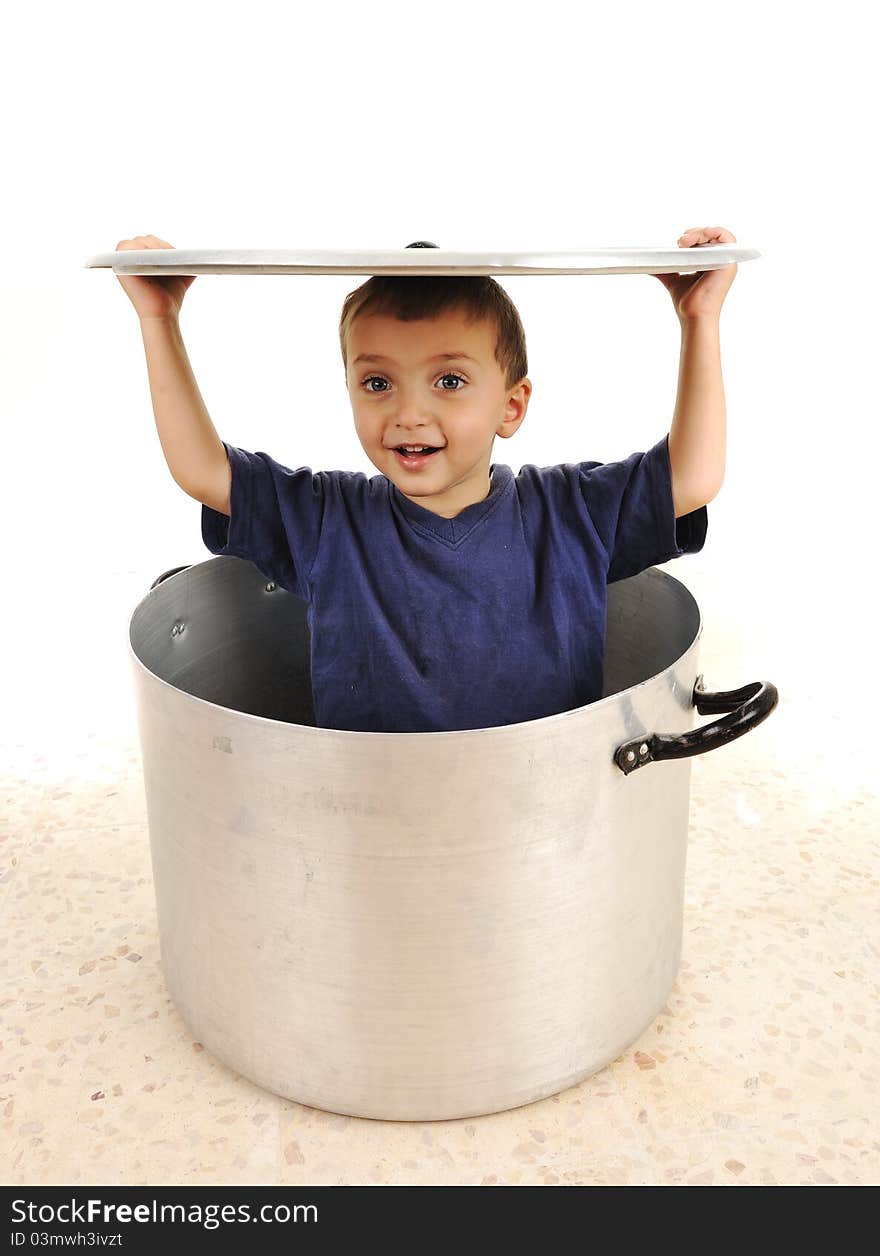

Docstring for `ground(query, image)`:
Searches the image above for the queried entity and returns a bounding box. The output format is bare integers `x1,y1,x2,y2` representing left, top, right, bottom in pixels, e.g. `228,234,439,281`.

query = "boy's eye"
362,372,467,393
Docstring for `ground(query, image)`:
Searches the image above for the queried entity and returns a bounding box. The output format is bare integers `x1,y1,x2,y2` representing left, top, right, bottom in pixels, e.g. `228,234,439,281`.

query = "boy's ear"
511,377,532,412
497,387,530,439
501,378,531,437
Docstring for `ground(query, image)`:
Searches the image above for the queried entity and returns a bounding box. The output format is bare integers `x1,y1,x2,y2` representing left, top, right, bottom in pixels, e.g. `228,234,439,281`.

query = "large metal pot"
128,556,776,1121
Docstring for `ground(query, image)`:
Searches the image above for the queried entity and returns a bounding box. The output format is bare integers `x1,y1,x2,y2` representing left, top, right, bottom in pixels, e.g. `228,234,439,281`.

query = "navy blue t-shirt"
201,435,707,732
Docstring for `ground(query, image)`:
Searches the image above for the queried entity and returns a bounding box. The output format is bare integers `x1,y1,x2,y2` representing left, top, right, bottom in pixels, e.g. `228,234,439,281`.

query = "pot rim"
127,560,703,742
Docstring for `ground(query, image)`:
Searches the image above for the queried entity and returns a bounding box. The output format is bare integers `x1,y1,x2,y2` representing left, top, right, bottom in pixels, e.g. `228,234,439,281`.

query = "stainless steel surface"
128,557,702,1121
86,244,759,276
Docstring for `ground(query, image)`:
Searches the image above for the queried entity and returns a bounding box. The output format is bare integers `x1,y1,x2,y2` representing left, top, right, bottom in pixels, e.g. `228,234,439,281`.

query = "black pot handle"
614,674,779,775
149,565,192,591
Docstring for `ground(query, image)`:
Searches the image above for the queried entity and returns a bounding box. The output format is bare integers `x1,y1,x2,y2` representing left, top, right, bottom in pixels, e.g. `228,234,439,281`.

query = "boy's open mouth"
394,445,443,468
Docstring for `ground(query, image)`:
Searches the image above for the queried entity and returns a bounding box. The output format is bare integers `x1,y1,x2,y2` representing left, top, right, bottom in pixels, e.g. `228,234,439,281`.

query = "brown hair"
339,275,528,391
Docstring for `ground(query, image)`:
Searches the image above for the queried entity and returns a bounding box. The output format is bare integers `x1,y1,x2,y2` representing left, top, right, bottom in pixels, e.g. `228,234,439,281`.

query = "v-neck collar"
388,464,513,546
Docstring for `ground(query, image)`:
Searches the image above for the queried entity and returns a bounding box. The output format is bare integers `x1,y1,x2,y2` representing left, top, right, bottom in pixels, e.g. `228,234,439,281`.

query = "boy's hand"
653,226,737,323
115,235,196,322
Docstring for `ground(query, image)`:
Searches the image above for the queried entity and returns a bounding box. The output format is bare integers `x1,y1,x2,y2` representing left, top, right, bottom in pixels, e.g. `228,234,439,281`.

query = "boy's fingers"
678,226,737,245
114,235,174,250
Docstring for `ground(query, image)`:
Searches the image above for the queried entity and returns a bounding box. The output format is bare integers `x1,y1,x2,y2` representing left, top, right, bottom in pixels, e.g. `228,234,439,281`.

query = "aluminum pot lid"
84,243,759,276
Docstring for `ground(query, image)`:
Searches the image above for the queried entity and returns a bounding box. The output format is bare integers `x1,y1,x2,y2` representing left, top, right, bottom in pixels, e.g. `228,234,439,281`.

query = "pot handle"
614,674,779,775
149,565,192,591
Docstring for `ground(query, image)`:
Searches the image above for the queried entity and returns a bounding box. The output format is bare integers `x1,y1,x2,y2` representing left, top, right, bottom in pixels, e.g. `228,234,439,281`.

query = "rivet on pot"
626,750,636,762
265,582,276,592
639,743,649,756
171,620,185,637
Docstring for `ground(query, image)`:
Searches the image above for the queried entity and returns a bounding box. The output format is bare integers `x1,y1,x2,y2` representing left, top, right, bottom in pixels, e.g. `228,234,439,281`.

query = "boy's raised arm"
115,234,231,515
652,225,738,517
138,315,231,514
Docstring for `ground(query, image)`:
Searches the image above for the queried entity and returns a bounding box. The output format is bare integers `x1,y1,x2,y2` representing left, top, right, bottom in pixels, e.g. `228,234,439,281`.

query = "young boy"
117,228,735,733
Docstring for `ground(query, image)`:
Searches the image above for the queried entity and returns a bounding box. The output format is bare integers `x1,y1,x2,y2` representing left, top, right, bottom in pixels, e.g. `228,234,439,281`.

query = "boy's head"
339,275,531,519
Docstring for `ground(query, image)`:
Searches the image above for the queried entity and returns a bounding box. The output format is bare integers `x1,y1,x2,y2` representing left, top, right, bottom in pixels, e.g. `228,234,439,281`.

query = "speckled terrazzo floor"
2,564,878,1186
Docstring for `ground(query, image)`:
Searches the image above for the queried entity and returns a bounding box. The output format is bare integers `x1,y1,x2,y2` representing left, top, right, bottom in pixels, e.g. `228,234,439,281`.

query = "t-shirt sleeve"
578,433,708,584
200,441,325,601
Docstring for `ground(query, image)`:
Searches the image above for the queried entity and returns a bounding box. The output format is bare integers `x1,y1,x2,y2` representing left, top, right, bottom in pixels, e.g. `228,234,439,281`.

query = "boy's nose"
392,395,435,422
392,426,433,442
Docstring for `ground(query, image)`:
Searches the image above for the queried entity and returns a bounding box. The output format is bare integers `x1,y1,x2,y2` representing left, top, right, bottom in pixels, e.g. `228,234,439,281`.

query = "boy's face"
345,309,531,519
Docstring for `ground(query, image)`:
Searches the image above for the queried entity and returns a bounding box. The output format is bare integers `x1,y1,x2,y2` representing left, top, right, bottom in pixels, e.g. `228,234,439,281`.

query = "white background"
1,0,876,763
